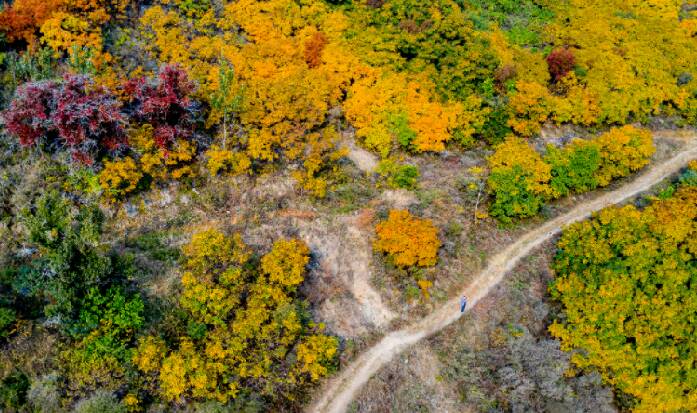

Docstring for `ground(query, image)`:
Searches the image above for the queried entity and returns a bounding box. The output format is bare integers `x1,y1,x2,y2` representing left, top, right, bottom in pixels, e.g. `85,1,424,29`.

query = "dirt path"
298,215,396,330
309,137,697,413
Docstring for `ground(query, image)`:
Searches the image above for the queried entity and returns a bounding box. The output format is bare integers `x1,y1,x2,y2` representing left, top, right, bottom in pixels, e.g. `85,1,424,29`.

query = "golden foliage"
99,156,143,200
488,135,552,196
134,229,337,404
295,334,339,381
343,71,467,156
261,239,310,290
550,186,697,412
544,0,697,124
592,125,655,186
507,81,552,137
689,160,697,172
374,210,441,268
204,146,251,177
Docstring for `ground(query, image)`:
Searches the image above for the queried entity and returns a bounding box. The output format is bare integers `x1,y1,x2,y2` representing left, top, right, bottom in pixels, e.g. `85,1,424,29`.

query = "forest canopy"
550,182,697,411
0,0,695,411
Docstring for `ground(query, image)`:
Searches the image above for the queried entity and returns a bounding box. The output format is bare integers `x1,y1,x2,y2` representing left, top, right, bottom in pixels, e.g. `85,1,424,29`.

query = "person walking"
460,295,467,313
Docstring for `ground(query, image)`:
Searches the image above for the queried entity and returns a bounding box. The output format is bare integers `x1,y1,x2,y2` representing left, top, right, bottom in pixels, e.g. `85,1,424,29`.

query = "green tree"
545,140,600,198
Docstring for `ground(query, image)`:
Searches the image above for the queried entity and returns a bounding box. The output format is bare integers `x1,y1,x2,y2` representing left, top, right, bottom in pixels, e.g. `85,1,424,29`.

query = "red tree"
3,80,58,146
546,48,575,82
3,75,126,163
53,75,126,162
125,65,197,149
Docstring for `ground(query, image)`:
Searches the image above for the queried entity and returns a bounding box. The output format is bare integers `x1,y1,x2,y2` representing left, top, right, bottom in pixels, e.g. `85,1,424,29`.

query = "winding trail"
309,137,697,413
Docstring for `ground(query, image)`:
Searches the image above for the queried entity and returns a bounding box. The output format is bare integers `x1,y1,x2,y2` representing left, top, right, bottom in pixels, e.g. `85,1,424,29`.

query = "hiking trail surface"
309,135,697,413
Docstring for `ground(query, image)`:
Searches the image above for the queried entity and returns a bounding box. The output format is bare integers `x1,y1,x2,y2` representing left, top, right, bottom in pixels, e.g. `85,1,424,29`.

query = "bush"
52,75,126,163
486,128,654,222
18,191,143,330
486,136,552,222
0,371,30,411
592,125,655,186
2,75,126,163
59,287,144,399
20,191,111,320
487,165,548,222
205,146,251,177
0,307,16,339
546,48,576,82
376,159,419,190
374,210,441,268
133,230,338,405
2,80,59,147
545,140,600,198
125,65,198,150
98,157,143,200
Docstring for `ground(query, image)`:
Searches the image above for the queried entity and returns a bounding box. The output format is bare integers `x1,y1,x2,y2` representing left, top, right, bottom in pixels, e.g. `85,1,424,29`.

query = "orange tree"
549,185,697,411
374,209,441,268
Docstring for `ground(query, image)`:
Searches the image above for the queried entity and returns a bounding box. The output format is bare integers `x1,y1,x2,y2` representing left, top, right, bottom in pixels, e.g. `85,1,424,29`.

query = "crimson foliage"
3,75,125,163
546,48,575,82
3,80,58,147
54,75,126,161
125,65,197,149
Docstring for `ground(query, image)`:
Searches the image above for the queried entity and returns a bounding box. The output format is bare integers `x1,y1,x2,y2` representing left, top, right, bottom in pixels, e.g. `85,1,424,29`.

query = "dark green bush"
0,371,29,411
0,307,15,338
376,159,419,190
545,143,601,198
487,165,546,223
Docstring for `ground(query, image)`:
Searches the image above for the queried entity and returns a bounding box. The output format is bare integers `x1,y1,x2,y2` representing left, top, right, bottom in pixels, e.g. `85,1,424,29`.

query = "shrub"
205,146,251,176
487,165,548,222
98,157,144,200
507,81,552,137
59,287,143,398
133,229,337,404
376,159,419,190
3,75,126,163
374,210,441,267
2,80,59,147
0,371,29,411
130,125,198,184
592,125,655,186
480,104,512,145
125,65,197,150
0,307,16,339
18,191,142,326
487,128,654,222
546,48,575,82
260,238,311,291
487,136,552,222
545,140,601,198
53,74,125,159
